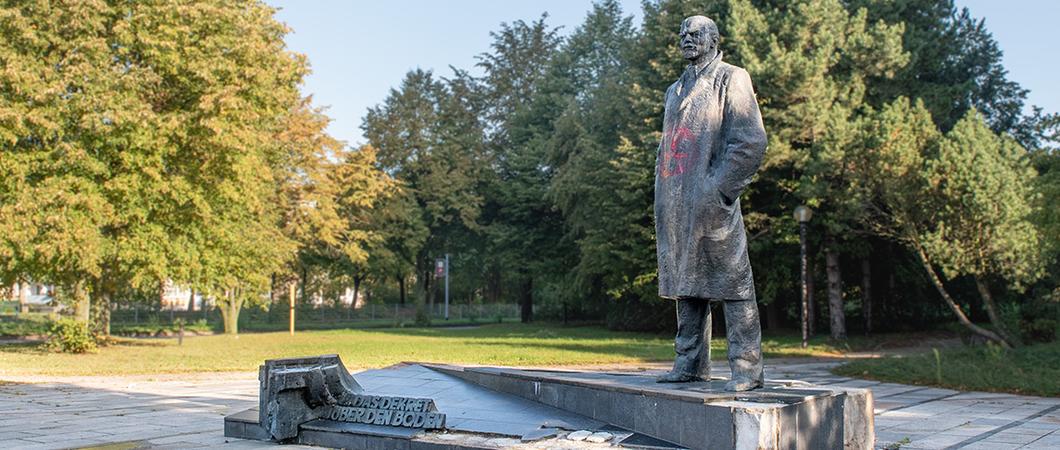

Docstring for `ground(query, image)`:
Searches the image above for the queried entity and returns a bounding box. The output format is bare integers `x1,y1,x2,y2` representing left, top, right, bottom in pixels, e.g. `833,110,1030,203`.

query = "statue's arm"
658,82,678,156
716,68,767,205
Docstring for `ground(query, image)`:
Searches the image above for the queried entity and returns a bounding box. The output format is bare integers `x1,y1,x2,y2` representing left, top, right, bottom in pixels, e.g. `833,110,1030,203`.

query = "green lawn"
0,314,51,337
833,341,1060,397
0,323,847,377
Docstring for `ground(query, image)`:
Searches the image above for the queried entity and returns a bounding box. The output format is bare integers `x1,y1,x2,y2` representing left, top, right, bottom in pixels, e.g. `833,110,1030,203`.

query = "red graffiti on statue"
660,126,697,178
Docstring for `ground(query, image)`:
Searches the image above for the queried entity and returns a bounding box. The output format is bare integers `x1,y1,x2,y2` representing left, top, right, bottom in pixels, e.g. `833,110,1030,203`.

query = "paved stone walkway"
769,362,1060,449
1,361,1058,449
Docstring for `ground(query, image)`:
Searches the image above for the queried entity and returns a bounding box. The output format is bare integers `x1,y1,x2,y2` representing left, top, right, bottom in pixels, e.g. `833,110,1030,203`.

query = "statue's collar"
688,51,723,78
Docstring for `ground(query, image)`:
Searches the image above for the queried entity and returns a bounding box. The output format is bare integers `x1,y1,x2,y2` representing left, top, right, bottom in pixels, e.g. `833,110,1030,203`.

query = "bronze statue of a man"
654,16,768,391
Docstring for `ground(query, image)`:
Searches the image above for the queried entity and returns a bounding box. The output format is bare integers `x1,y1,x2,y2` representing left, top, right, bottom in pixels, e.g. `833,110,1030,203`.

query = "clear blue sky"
266,0,1059,147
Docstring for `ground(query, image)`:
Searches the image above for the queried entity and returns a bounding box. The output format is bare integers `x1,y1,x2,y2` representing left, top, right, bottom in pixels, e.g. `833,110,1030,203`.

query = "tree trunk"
765,300,780,331
520,276,533,323
807,257,816,336
912,242,1009,347
825,243,847,341
883,242,895,318
92,289,111,336
188,287,196,312
352,275,362,309
270,273,276,304
486,267,501,304
301,266,309,305
159,279,166,308
73,280,90,323
16,281,27,313
862,257,872,335
415,267,431,325
219,289,242,335
887,264,895,319
426,269,434,313
974,277,1020,347
398,275,406,305
89,277,111,336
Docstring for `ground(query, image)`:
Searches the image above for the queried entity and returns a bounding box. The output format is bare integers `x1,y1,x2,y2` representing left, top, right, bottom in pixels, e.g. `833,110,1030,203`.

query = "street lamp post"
794,205,813,349
435,255,451,321
288,283,296,336
444,253,450,321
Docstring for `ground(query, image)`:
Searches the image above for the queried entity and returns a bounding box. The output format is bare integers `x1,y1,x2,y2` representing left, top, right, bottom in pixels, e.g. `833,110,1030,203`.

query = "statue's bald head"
679,15,720,63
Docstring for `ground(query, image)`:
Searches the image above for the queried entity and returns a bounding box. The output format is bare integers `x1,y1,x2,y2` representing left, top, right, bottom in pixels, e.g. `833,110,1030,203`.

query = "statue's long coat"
655,53,767,301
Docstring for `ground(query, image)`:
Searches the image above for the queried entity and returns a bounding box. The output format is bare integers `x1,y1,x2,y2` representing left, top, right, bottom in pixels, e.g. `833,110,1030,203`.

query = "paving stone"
958,440,1021,446
521,427,560,442
2,360,1059,449
980,431,1044,444
567,429,592,441
586,431,612,443
903,433,970,448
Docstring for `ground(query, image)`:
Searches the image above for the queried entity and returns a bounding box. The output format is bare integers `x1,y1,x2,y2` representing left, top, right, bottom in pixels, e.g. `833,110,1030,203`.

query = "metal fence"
109,303,521,329
0,301,55,315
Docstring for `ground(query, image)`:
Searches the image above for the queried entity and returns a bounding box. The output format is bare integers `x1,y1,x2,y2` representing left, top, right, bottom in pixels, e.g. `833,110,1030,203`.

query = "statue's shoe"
655,371,708,383
724,378,763,392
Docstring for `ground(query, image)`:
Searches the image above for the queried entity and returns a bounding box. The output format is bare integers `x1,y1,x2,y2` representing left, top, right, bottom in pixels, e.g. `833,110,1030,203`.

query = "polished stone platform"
225,360,874,450
427,364,874,449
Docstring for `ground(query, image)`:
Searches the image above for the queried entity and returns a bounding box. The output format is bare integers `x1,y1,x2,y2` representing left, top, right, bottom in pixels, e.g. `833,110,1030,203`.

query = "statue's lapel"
677,52,723,115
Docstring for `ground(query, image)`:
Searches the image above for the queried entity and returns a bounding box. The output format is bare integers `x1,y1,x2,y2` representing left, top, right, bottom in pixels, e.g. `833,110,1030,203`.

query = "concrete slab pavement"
1,361,1057,449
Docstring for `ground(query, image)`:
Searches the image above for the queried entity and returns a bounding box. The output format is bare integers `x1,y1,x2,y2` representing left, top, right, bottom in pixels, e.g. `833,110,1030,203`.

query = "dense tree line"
2,1,1057,345
0,1,392,335
362,0,1059,345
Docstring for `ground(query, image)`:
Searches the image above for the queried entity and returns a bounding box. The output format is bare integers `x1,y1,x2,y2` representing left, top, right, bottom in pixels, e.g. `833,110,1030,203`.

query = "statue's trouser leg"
723,299,763,384
672,298,712,378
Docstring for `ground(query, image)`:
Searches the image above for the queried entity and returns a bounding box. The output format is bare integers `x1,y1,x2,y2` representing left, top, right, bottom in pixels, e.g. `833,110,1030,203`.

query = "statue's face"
679,16,716,61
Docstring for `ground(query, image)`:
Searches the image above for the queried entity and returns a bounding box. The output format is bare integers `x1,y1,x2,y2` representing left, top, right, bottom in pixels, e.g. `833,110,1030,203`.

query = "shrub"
1000,300,1059,344
46,318,98,353
1022,318,1057,343
414,307,431,326
0,314,52,337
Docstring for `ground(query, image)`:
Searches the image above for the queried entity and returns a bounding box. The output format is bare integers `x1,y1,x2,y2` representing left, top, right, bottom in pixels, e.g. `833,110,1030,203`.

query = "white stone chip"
567,430,593,441
485,438,521,447
586,432,613,443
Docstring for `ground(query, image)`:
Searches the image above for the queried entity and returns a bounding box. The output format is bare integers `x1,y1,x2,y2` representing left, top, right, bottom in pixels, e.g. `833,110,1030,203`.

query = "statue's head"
679,16,720,63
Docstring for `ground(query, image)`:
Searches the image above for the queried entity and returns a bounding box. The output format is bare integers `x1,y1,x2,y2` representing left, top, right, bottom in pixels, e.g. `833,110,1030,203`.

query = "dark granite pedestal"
427,364,874,450
225,359,873,450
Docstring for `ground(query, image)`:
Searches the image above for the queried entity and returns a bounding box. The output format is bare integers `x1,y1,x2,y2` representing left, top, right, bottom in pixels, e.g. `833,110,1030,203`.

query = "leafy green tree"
476,15,564,322
365,181,427,305
724,0,908,340
545,0,640,297
1,0,312,335
274,97,345,302
1028,148,1060,326
362,69,488,321
126,0,307,335
477,15,562,153
854,0,1031,135
327,145,395,304
863,100,1043,347
0,0,125,325
921,110,1044,346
